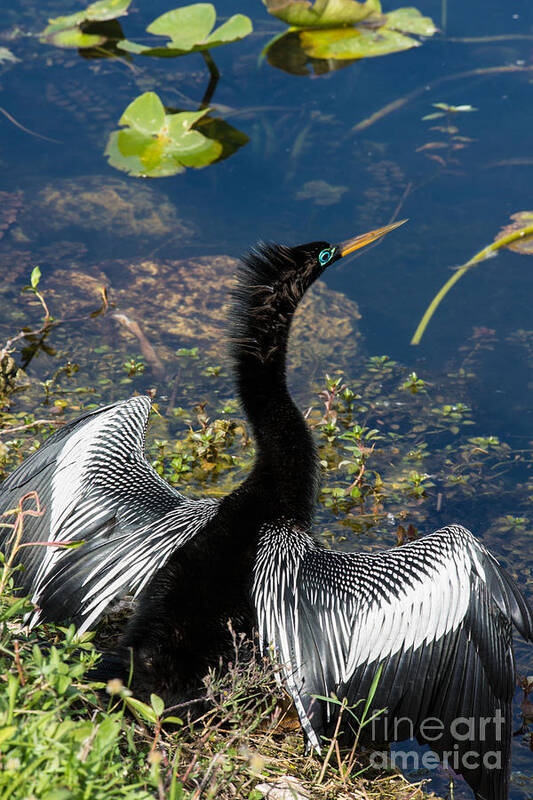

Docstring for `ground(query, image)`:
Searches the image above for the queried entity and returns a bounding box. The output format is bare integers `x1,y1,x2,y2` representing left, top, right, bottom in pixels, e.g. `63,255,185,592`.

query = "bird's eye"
319,248,335,266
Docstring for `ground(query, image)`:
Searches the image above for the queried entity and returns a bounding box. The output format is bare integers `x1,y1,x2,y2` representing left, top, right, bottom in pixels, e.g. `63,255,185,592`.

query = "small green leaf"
150,693,165,717
116,39,148,54
119,92,166,136
84,0,131,21
263,0,382,28
300,25,419,59
30,266,41,290
204,14,253,47
124,696,158,723
147,4,217,50
40,0,132,47
163,715,183,725
385,7,437,36
42,29,106,48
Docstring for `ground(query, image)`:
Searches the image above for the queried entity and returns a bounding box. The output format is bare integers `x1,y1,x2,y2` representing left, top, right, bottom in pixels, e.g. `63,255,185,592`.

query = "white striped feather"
253,522,492,752
9,395,221,630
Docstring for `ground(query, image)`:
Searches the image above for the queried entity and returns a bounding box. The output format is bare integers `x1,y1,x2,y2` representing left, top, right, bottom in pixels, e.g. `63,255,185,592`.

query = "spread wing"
0,396,219,631
254,522,533,800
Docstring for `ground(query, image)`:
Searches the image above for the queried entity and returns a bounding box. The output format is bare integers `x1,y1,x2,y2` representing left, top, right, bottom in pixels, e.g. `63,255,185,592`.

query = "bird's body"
0,223,531,800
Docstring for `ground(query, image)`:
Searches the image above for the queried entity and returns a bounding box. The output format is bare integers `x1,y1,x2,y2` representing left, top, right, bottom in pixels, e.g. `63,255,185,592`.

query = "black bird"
1,222,531,800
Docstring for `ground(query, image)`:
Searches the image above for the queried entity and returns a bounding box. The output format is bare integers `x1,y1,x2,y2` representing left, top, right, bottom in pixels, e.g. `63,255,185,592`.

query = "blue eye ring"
319,247,335,266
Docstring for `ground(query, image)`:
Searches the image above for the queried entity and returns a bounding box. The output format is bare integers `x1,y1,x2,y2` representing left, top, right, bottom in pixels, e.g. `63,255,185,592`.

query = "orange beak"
339,219,407,258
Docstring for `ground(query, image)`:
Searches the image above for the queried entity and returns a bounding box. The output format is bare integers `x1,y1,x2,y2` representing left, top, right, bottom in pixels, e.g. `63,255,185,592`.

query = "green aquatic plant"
40,0,132,48
411,214,533,345
105,93,222,178
118,3,252,58
264,0,382,27
39,0,252,79
262,0,436,69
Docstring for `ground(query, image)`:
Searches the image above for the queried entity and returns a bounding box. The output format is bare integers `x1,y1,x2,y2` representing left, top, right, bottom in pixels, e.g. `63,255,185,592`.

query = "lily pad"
263,0,382,27
300,24,419,58
44,29,107,48
495,212,533,255
117,3,252,56
41,0,132,48
264,4,436,68
265,30,355,74
105,92,223,178
385,7,438,36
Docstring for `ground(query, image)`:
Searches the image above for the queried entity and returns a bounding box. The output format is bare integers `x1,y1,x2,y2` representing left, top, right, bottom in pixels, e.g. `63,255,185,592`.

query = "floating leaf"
147,4,217,49
385,7,437,36
44,29,107,48
105,91,223,178
118,3,252,56
264,30,355,74
494,211,533,255
264,4,436,69
119,91,166,136
300,24,419,58
41,0,132,48
263,0,382,27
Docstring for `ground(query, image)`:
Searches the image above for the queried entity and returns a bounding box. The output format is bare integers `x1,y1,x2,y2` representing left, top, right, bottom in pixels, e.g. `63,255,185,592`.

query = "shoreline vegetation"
0,270,531,800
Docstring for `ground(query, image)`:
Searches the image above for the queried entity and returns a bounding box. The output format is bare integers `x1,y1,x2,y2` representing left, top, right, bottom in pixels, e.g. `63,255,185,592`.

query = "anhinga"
0,222,531,800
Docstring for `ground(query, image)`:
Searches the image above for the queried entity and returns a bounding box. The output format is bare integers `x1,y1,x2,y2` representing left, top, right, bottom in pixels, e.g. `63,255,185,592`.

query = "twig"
14,640,25,685
317,699,346,785
0,105,61,143
0,419,65,436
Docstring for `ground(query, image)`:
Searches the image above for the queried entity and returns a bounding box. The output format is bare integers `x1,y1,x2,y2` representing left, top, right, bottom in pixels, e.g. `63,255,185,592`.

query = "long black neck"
230,244,320,525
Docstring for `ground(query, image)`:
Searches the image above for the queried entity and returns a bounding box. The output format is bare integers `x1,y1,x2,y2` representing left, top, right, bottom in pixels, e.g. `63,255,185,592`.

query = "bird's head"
289,219,407,284
232,220,406,365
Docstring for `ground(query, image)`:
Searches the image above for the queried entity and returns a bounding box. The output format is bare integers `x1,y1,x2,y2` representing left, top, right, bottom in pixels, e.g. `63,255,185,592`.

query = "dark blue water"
1,0,532,796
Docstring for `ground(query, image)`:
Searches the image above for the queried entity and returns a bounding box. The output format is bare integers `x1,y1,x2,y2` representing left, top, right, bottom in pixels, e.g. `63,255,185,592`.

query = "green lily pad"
264,30,355,74
105,92,223,178
263,3,436,69
300,24,419,58
147,4,218,50
41,0,132,48
44,28,107,48
263,0,382,28
385,7,437,36
117,3,252,56
120,91,166,136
